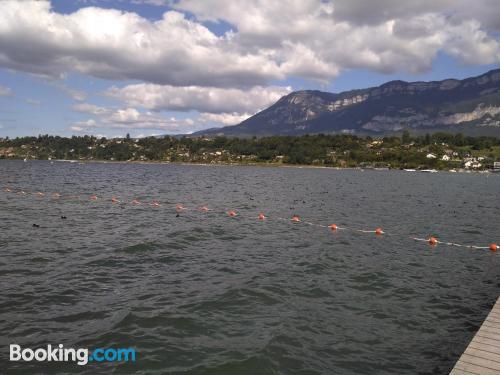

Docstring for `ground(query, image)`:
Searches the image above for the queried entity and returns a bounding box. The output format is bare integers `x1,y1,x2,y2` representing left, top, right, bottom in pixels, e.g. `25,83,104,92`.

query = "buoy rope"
2,186,497,252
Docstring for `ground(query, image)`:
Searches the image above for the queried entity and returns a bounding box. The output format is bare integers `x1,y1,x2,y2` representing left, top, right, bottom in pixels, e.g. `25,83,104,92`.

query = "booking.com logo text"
10,344,136,366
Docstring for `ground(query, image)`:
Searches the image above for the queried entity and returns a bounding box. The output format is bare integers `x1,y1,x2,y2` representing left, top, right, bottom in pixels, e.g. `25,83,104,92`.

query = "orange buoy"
176,204,185,211
36,192,45,197
258,213,266,220
375,227,383,235
291,215,300,222
90,195,98,201
151,201,160,207
228,210,237,217
131,199,141,205
19,190,26,195
52,192,61,198
329,224,338,231
490,243,498,252
4,188,12,192
199,206,209,212
428,236,438,246
111,197,119,203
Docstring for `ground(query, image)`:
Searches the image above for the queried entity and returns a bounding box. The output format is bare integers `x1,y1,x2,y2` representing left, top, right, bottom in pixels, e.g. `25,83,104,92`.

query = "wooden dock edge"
450,297,500,374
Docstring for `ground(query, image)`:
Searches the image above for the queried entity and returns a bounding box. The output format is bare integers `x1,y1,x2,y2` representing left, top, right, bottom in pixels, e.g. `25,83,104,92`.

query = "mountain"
195,69,500,137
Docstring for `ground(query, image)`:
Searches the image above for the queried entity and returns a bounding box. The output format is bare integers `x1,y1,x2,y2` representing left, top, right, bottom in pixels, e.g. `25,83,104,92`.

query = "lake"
0,160,498,374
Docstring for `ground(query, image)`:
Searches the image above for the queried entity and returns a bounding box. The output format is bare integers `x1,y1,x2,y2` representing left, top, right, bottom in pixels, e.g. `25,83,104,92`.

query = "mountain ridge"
194,68,500,137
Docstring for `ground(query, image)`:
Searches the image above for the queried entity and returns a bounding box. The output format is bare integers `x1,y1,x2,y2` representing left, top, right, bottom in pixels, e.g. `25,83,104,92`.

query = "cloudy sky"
0,0,499,138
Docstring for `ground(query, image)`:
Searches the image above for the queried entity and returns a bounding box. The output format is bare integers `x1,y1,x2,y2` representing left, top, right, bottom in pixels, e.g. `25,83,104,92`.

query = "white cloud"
105,84,291,129
26,98,41,105
72,103,195,132
173,0,500,75
0,85,13,96
0,1,282,87
71,119,96,132
51,82,87,101
198,112,250,126
105,84,291,113
1,0,499,90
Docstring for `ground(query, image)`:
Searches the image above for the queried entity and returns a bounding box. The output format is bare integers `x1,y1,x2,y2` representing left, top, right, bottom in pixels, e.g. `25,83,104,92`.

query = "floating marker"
2,186,497,254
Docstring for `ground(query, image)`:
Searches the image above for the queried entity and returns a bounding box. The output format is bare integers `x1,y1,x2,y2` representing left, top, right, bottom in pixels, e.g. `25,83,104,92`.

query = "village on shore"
1,132,500,172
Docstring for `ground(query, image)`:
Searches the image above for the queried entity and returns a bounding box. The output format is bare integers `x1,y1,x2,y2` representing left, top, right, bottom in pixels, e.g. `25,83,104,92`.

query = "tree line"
1,131,499,169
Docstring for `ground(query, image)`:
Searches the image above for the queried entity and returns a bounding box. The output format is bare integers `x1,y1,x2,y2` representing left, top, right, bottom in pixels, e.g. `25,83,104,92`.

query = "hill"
195,69,500,137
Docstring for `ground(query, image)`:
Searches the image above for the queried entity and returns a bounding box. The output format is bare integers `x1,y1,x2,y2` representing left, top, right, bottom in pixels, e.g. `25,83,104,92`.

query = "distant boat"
23,158,27,162
404,169,416,172
421,169,438,173
449,169,457,173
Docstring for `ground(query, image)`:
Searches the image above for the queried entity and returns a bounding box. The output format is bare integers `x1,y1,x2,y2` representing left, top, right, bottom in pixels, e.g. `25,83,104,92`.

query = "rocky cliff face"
196,69,500,136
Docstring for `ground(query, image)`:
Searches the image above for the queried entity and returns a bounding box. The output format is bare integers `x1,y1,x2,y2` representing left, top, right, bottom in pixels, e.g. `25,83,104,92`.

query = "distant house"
426,153,437,159
494,162,500,172
441,155,450,161
464,160,482,169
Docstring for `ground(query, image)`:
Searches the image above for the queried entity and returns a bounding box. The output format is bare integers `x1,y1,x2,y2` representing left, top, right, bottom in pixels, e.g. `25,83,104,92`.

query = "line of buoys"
2,186,497,253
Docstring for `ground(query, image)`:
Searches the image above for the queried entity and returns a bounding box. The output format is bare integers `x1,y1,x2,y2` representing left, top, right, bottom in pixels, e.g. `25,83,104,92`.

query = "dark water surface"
0,160,498,374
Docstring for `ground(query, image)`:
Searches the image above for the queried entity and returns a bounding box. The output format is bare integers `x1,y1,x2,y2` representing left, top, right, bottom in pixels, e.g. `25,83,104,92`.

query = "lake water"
0,160,498,374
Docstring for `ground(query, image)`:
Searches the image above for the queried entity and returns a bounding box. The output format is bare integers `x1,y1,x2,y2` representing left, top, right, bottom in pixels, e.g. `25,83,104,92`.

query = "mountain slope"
195,69,500,136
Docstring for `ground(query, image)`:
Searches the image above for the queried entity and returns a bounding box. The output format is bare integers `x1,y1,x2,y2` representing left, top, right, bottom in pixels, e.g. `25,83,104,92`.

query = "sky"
0,0,500,138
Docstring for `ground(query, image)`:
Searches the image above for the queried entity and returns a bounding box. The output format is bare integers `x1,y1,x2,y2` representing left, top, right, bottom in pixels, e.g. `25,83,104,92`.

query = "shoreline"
2,158,498,174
